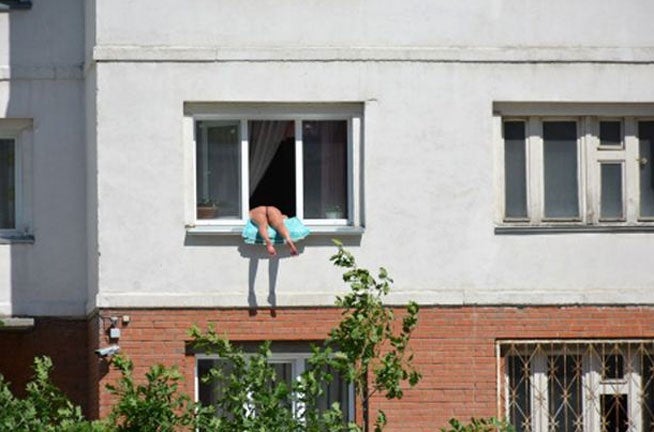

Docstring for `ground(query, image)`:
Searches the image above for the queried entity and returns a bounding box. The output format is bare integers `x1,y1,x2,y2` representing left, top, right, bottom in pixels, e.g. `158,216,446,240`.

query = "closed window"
186,104,363,230
197,352,353,422
501,341,654,432
496,105,654,229
0,138,16,230
0,119,31,238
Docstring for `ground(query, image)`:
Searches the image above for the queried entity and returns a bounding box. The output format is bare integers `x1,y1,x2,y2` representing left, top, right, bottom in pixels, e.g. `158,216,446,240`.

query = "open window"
185,103,363,232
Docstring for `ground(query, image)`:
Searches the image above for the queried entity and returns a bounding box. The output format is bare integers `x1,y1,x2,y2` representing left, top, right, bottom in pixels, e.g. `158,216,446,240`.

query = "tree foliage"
0,356,103,432
327,240,421,432
0,245,445,431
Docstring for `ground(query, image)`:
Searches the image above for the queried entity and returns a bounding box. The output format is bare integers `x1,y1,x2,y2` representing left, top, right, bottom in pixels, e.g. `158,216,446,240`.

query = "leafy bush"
189,328,357,432
441,417,515,432
104,355,203,432
0,245,424,431
0,356,103,432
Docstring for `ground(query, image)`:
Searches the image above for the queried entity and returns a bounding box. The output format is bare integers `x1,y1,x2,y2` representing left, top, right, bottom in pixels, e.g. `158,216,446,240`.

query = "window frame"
494,103,654,232
0,119,32,241
184,103,363,234
498,340,651,432
194,351,356,422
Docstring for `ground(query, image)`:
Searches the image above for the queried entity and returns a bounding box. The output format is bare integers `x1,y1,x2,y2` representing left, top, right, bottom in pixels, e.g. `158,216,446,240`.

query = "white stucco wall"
93,59,654,308
4,0,654,315
87,0,654,309
95,0,654,50
0,0,87,316
91,0,654,309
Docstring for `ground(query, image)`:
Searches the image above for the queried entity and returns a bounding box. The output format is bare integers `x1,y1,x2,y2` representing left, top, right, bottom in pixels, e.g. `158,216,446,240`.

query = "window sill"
495,224,654,235
186,224,364,236
0,1,32,11
0,232,34,244
0,316,35,331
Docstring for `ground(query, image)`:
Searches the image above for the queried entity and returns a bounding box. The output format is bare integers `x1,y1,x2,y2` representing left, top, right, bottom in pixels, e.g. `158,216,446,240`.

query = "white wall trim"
0,65,83,81
93,45,654,64
95,290,654,309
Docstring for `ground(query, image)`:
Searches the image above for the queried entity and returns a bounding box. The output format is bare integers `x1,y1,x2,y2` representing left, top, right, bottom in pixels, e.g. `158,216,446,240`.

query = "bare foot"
287,240,298,256
266,242,277,256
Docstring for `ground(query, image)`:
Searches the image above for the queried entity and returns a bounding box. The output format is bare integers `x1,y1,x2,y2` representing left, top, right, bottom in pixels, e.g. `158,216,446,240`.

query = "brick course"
0,317,90,415
2,307,651,430
89,305,654,431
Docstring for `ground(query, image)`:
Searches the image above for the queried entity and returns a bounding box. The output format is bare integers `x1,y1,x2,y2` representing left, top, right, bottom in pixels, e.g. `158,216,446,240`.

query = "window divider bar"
527,118,542,223
294,120,304,220
350,116,361,226
582,116,595,224
240,119,249,222
624,117,639,223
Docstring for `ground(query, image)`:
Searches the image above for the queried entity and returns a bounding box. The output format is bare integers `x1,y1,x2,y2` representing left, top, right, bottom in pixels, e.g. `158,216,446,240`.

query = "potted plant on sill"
196,199,220,219
324,205,344,219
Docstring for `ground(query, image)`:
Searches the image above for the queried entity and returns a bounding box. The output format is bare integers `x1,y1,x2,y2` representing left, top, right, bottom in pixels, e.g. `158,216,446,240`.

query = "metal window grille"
498,341,654,432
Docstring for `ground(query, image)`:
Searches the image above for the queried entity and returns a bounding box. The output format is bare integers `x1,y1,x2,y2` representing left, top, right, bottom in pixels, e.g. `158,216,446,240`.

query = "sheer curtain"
249,121,291,195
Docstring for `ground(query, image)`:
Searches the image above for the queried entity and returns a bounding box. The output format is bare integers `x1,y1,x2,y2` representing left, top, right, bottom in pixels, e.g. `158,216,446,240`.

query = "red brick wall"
93,306,654,431
0,317,90,415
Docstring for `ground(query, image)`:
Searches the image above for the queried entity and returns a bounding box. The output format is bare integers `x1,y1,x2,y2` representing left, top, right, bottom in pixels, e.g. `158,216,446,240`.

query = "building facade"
1,1,654,430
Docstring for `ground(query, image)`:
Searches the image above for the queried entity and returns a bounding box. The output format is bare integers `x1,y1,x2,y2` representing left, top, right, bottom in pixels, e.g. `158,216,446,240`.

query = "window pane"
303,121,348,219
639,121,654,218
304,360,351,423
600,121,622,147
248,120,295,217
0,139,15,229
600,163,623,220
543,121,579,218
196,122,241,219
507,355,531,432
198,358,235,417
642,352,654,431
504,122,528,218
603,353,624,380
601,394,628,432
548,355,582,432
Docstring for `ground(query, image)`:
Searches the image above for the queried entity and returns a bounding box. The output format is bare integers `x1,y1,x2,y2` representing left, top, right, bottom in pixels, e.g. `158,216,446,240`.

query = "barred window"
499,341,654,432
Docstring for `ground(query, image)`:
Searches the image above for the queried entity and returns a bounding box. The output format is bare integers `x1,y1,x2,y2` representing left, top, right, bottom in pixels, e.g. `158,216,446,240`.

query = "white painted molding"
93,45,654,64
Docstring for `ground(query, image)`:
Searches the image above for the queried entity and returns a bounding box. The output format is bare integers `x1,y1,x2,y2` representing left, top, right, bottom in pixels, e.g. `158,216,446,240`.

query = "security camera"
95,344,120,357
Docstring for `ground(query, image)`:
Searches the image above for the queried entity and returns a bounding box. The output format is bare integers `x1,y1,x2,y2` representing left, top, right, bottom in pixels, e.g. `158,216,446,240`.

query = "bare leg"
266,206,298,256
249,206,276,256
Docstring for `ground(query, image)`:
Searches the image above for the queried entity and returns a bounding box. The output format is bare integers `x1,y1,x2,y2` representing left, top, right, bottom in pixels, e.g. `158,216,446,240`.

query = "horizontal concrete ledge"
186,225,364,236
0,65,83,81
0,317,34,330
94,45,654,64
96,290,654,309
0,1,32,11
495,225,654,235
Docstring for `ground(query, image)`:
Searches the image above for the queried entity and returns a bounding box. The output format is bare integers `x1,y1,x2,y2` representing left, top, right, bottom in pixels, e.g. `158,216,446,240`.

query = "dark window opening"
249,136,296,217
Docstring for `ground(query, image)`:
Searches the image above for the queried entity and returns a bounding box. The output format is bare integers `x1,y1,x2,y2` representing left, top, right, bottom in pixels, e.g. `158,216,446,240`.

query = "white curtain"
249,121,290,195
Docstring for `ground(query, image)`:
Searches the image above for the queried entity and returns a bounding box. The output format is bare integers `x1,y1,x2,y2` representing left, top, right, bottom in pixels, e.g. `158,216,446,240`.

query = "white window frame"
493,103,654,231
0,119,32,240
184,103,363,235
498,340,649,432
195,352,355,422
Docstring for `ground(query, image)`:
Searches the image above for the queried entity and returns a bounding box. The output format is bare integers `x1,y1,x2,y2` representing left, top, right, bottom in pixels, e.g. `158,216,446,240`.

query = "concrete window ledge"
186,225,365,236
0,233,34,244
0,1,32,11
0,317,35,331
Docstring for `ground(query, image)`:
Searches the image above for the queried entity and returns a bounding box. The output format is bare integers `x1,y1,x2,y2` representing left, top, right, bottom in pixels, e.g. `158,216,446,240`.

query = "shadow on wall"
184,233,361,311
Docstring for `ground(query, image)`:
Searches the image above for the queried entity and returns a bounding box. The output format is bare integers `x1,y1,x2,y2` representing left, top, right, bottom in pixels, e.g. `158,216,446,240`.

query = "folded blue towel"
242,217,311,245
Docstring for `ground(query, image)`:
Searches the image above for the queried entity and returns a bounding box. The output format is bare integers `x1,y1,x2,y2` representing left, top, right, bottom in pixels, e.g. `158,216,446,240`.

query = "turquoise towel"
242,217,311,245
